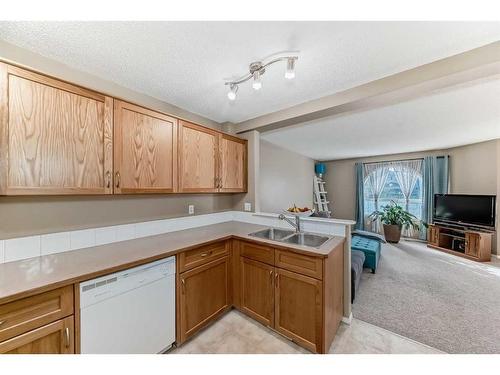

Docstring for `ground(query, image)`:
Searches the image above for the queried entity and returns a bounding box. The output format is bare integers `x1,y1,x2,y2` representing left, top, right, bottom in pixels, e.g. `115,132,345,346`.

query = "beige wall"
323,139,499,253
259,140,315,213
324,139,498,221
0,194,236,240
0,41,245,239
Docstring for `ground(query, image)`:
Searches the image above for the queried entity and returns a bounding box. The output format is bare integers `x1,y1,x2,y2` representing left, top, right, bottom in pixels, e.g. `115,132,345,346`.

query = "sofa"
351,249,365,303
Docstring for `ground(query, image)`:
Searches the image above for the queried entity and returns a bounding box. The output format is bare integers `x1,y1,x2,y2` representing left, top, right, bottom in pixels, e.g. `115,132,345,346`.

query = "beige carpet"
352,240,500,353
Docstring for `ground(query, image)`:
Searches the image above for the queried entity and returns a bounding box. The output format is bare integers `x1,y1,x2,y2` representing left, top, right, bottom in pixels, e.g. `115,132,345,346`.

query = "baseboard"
491,254,500,259
341,313,353,325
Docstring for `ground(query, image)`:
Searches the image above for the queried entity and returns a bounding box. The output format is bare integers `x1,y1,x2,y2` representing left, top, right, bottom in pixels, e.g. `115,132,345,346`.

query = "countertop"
0,221,345,305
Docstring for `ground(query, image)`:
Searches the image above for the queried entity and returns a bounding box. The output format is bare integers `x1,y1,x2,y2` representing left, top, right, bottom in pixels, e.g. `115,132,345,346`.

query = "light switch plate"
188,205,195,215
244,202,252,212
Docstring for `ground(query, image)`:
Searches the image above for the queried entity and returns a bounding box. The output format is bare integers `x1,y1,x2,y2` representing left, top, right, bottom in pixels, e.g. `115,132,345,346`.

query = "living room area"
317,138,500,354
258,41,500,353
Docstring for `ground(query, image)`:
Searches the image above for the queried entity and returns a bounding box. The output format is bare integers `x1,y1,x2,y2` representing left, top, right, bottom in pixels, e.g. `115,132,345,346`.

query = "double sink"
248,228,331,248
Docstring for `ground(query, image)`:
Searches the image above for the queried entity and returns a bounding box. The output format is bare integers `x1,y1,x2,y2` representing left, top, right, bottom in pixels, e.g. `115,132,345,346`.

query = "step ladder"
313,175,331,216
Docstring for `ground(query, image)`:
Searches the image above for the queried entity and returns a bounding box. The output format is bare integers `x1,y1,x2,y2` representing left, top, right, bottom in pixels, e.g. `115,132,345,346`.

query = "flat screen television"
433,194,496,229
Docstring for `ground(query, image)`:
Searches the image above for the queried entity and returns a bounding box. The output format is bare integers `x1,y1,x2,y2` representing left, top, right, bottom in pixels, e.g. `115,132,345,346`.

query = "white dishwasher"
80,257,176,354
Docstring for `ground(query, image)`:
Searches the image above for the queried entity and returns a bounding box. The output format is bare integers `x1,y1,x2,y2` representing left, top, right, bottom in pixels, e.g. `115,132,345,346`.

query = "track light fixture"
225,53,298,101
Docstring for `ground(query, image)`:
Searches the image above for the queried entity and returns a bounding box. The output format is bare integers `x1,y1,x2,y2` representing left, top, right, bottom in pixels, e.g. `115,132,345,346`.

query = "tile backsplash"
0,211,351,264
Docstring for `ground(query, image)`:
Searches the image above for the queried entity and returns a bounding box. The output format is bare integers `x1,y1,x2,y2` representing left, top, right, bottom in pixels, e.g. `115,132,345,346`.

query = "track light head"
227,84,238,101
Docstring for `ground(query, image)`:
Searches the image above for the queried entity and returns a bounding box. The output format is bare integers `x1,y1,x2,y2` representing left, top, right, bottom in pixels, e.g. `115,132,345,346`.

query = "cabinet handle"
105,171,111,188
115,172,121,188
181,278,186,294
64,327,70,348
200,251,212,257
269,270,273,284
275,272,279,288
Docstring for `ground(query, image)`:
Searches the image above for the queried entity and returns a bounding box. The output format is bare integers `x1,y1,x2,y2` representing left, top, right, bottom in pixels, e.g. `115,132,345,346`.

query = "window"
363,160,423,234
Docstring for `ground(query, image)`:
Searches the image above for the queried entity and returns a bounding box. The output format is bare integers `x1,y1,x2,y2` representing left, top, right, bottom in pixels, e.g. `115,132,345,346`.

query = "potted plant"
369,201,420,243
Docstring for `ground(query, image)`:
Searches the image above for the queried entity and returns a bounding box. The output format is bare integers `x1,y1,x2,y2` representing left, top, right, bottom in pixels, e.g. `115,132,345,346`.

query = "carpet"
352,240,500,353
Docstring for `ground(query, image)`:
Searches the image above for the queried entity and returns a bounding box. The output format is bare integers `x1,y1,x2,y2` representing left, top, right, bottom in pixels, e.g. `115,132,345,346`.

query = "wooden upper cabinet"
0,63,113,195
178,120,219,192
219,134,247,193
113,100,178,193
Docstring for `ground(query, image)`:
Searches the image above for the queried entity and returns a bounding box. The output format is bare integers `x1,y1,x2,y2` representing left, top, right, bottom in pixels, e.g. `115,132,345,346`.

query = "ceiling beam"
235,41,500,134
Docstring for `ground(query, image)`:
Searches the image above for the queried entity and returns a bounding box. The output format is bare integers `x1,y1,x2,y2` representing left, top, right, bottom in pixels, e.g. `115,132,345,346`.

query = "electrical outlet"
188,205,195,215
244,202,252,212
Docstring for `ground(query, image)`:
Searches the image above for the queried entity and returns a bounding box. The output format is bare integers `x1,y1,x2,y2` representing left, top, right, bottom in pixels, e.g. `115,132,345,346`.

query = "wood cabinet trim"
0,285,74,343
240,257,275,327
0,316,74,354
6,64,106,103
177,120,219,193
178,240,228,272
0,63,9,195
218,133,248,193
240,241,275,266
113,99,178,194
275,249,323,280
274,267,323,353
2,63,113,195
178,256,230,343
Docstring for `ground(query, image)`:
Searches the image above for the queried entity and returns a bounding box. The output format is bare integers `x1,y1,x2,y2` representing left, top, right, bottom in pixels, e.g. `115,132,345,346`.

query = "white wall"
259,140,315,213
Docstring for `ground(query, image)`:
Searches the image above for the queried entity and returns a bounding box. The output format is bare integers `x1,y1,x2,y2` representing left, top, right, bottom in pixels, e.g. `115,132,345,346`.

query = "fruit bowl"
282,210,314,218
283,205,315,217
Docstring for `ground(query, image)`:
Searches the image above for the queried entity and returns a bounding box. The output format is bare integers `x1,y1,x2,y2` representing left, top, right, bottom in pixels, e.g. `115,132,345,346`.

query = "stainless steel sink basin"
249,228,295,241
248,228,331,249
281,233,331,248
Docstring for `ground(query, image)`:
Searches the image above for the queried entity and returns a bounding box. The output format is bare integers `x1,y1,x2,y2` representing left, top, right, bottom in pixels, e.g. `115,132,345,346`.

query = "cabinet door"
0,63,113,195
219,134,247,193
240,258,274,327
178,257,230,343
275,268,323,353
114,100,178,193
428,226,439,246
0,316,74,354
465,232,480,258
178,121,219,192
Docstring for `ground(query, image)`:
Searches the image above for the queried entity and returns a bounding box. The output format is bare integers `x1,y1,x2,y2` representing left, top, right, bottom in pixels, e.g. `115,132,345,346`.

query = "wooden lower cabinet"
240,257,275,327
0,316,74,354
178,256,231,343
274,268,323,353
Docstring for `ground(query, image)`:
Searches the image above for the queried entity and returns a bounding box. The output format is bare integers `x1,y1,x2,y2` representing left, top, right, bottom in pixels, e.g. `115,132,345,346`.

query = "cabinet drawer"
0,316,74,354
275,250,323,280
179,241,228,272
0,286,74,343
240,241,274,265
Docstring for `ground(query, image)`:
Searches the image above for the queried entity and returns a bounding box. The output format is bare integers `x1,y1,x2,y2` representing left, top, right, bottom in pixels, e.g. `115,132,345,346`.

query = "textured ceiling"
261,78,500,161
0,21,499,123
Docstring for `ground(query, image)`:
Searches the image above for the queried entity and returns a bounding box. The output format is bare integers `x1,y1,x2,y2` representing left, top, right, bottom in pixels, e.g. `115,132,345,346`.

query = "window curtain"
364,163,390,233
392,159,423,237
421,156,450,240
354,162,365,230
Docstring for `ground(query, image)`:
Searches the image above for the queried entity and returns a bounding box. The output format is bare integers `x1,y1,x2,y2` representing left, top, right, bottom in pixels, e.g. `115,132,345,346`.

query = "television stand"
427,224,493,262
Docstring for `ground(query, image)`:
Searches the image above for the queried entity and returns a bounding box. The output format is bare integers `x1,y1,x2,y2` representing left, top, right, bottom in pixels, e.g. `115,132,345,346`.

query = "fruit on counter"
287,204,311,213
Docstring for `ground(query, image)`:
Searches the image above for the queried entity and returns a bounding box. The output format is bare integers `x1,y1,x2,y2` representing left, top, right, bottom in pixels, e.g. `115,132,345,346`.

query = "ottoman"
351,235,381,273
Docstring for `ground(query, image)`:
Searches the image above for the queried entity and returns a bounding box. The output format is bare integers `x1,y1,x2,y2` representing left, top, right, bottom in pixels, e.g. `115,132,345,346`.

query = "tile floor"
170,309,443,354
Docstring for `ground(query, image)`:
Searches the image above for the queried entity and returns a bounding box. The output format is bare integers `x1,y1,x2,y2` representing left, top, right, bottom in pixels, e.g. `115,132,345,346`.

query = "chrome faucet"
278,214,302,233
